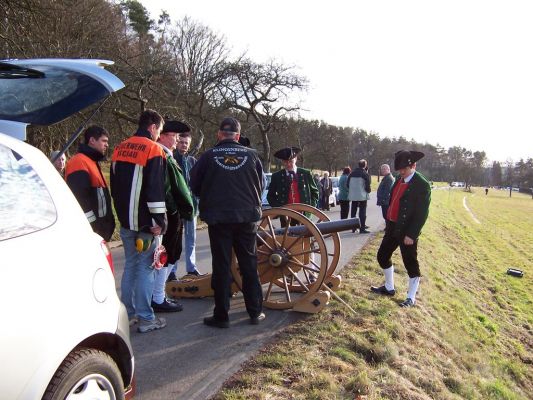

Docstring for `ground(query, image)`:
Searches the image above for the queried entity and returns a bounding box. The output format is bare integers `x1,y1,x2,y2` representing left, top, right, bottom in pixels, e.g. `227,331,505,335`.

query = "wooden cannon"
166,204,360,313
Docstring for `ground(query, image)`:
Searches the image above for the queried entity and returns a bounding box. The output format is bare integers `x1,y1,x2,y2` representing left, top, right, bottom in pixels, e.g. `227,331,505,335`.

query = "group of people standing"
251,145,431,308
53,110,206,333
54,113,431,335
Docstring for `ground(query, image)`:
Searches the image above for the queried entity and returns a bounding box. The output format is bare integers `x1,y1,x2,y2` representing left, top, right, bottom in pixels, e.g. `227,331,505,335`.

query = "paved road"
111,196,384,399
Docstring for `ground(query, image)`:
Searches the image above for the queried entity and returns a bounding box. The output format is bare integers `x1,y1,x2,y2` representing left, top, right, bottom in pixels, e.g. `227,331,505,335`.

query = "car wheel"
42,347,124,400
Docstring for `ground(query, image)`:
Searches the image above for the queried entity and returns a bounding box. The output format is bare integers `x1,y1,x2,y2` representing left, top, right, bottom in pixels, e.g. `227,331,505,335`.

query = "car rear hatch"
0,59,124,140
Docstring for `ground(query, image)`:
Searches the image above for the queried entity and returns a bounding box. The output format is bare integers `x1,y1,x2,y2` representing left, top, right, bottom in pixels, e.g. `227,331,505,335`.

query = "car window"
0,143,56,240
0,63,110,126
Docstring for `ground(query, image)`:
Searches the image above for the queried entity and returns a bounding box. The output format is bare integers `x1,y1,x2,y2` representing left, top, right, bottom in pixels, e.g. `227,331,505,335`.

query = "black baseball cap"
219,117,241,133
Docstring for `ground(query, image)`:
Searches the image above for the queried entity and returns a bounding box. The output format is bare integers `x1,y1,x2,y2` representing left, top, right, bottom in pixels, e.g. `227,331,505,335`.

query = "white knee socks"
384,266,394,291
407,276,420,303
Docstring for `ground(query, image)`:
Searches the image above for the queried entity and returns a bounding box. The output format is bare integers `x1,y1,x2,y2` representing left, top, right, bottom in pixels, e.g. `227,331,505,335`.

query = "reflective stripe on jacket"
65,144,115,241
111,129,167,233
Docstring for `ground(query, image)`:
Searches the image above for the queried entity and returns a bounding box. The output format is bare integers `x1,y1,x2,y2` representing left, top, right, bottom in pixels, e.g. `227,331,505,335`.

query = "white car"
0,59,134,399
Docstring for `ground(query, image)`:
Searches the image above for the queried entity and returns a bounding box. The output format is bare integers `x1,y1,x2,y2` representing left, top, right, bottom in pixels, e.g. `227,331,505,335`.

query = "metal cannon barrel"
271,217,360,238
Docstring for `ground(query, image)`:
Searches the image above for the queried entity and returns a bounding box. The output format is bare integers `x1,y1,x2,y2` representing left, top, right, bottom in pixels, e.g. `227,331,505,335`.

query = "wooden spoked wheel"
231,207,328,310
283,203,341,283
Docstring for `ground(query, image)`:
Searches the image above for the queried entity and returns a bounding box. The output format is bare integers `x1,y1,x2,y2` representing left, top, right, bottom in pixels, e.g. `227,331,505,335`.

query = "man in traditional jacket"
266,147,319,214
151,120,194,313
371,150,431,307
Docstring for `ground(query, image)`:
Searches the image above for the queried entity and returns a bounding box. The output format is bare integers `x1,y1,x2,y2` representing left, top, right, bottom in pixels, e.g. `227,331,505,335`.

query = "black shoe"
364,225,370,229
186,270,202,276
370,285,395,296
250,312,266,325
151,298,183,312
166,272,177,282
359,229,370,234
399,298,415,307
203,316,229,328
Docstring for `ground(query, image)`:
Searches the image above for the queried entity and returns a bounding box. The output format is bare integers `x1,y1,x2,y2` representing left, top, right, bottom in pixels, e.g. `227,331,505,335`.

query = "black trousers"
320,193,330,210
339,200,350,219
162,212,183,265
380,204,389,221
350,200,367,228
377,221,420,278
208,222,263,321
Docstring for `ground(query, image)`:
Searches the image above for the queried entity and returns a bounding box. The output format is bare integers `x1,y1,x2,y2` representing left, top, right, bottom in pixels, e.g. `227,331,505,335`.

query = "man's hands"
403,235,414,245
150,225,162,236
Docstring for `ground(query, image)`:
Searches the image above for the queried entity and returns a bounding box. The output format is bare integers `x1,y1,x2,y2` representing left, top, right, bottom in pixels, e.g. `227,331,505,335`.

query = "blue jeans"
179,217,198,273
120,227,156,321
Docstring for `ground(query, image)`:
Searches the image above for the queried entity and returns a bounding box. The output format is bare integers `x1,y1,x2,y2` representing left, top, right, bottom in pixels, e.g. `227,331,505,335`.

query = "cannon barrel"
271,217,360,238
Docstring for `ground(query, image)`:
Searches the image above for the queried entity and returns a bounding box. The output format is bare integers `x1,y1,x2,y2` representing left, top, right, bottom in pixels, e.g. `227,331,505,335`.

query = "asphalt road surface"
111,196,384,399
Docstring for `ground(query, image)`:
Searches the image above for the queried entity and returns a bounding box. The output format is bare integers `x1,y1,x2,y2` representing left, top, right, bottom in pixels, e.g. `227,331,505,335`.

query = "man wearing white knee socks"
371,150,431,307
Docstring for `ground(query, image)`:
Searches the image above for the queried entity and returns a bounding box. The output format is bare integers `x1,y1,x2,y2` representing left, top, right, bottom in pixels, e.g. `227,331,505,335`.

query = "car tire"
42,347,124,400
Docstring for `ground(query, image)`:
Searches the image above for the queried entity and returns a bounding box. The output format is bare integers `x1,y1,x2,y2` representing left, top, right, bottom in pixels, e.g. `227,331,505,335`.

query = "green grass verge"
215,187,533,400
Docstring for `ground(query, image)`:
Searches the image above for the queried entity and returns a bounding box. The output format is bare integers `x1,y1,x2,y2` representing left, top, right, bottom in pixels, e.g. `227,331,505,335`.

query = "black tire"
42,347,124,400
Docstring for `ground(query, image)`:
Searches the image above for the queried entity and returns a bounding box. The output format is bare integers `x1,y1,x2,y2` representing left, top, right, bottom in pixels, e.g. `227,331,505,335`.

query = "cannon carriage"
166,204,359,313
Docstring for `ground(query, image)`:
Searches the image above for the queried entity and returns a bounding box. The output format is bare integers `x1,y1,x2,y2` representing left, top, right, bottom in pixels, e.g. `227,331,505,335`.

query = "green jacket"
163,147,194,220
267,167,319,209
390,171,431,240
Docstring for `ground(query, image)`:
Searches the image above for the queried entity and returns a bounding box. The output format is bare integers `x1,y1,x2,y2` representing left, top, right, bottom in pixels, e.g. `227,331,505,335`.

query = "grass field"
216,187,533,399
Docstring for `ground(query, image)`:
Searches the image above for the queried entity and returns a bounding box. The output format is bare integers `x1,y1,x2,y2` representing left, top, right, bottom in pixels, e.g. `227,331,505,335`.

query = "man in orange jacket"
65,125,115,241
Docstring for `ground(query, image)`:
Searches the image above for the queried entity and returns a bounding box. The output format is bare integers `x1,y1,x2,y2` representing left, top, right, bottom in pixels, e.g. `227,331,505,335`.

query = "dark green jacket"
267,167,319,208
390,171,431,240
162,146,194,220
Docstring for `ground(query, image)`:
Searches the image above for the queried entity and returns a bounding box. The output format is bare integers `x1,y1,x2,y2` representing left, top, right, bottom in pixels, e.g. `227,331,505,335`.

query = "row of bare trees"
2,0,532,186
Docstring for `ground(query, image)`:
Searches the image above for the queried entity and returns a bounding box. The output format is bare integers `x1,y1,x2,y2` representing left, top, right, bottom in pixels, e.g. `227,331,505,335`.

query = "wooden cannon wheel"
283,203,341,285
231,207,328,310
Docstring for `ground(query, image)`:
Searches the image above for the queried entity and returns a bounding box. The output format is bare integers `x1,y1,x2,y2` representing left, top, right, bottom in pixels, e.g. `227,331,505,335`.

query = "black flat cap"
162,120,190,134
394,150,424,170
274,147,301,161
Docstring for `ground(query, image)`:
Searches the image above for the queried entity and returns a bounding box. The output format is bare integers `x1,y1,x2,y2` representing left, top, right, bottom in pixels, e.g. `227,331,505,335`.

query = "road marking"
463,196,481,224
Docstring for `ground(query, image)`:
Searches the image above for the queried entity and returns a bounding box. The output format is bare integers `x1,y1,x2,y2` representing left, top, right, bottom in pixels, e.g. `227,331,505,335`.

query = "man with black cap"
267,147,319,213
190,117,264,328
371,150,431,307
151,120,194,313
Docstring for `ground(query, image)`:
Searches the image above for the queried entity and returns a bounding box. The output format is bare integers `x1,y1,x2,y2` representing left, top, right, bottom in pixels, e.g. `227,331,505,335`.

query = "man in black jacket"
190,117,264,328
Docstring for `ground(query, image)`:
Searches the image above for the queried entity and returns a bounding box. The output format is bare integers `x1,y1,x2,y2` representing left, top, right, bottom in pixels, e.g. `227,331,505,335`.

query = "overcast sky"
142,0,533,163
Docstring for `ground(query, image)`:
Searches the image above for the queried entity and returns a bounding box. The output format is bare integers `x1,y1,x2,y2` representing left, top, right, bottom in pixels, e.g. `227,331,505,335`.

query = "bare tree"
219,59,308,170
159,16,231,152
